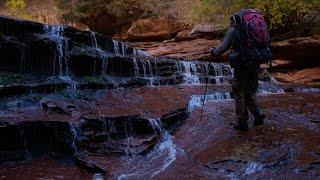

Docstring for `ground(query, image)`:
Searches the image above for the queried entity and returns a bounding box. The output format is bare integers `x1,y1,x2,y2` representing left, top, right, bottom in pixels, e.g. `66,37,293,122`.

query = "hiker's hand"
210,47,218,61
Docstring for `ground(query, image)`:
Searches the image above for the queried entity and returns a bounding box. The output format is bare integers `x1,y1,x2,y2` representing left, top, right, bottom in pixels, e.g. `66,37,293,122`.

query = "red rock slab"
273,66,320,84
131,38,226,61
161,92,320,179
0,85,230,124
85,85,230,120
0,99,93,124
0,154,94,180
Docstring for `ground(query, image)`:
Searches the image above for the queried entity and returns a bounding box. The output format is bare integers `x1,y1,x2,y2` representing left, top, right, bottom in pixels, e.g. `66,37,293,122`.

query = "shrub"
186,0,320,35
252,0,320,34
4,0,29,19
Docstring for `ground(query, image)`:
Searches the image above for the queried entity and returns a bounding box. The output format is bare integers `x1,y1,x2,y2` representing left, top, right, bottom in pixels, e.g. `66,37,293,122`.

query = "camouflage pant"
232,67,261,124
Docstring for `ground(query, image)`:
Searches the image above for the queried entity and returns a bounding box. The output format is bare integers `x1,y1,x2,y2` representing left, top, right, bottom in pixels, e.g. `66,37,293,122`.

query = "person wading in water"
211,9,272,131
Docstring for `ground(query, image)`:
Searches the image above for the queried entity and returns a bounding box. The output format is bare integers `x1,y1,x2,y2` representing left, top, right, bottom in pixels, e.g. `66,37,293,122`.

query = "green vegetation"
55,0,173,24
57,0,103,25
187,0,320,34
187,0,216,25
0,72,26,85
2,0,319,36
4,0,30,19
82,76,100,83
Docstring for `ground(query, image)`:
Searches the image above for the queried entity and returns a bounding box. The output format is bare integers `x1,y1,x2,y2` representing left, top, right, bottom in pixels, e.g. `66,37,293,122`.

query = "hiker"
211,9,271,131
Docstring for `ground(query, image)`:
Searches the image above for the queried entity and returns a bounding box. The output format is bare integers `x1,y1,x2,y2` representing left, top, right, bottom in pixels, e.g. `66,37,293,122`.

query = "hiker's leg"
245,68,261,115
232,69,249,127
246,68,265,126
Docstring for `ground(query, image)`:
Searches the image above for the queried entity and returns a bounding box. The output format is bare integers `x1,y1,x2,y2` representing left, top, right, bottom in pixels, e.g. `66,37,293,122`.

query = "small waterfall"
70,124,79,156
147,60,153,77
124,60,235,86
112,40,149,57
90,31,98,49
292,87,320,93
18,125,32,160
134,59,157,86
188,92,232,112
142,61,147,77
124,120,135,158
19,47,25,73
137,49,150,57
132,51,140,77
121,42,126,56
148,118,164,141
258,87,285,94
258,82,286,94
113,40,121,55
108,119,117,134
118,118,177,179
44,25,69,76
101,118,107,135
147,118,177,177
93,173,105,180
154,61,159,76
112,40,127,56
101,58,109,76
100,118,115,140
212,63,233,84
59,76,78,90
179,61,200,85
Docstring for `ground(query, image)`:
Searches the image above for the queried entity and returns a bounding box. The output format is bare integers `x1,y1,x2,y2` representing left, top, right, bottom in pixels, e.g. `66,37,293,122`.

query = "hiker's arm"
213,27,235,56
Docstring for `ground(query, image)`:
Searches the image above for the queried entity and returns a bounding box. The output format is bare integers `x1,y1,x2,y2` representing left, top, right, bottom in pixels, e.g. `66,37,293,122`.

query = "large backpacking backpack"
233,9,272,65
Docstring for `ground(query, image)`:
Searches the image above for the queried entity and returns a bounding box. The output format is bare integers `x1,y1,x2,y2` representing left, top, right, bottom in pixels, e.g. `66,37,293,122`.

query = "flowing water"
188,92,232,112
90,31,98,49
44,25,69,76
18,125,32,160
2,18,316,180
117,118,178,179
70,123,80,156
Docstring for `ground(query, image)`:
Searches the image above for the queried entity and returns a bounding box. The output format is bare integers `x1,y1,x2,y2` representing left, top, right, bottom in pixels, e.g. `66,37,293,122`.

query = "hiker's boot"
254,112,266,126
234,119,249,131
234,124,249,131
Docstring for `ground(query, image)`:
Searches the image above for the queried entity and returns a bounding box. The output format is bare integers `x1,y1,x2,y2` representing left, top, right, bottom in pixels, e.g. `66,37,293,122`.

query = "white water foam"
113,40,121,55
179,61,201,85
293,87,320,93
93,173,105,180
177,61,233,85
90,31,98,48
70,124,79,156
245,162,264,175
117,118,177,179
19,125,32,160
258,83,285,94
188,92,232,112
44,25,69,76
136,49,150,57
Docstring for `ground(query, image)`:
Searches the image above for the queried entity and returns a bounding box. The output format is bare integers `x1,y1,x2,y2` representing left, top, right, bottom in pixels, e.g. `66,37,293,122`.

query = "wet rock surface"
130,35,320,84
0,154,94,180
0,85,319,179
162,92,320,179
130,38,223,61
1,16,320,179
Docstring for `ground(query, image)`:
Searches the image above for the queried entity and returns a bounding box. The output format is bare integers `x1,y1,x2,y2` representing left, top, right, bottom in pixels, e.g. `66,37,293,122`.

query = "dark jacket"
213,27,236,56
213,27,261,69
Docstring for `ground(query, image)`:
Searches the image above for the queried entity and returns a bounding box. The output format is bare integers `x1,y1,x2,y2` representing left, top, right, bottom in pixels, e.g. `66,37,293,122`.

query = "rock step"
0,107,189,163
